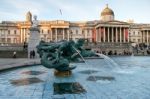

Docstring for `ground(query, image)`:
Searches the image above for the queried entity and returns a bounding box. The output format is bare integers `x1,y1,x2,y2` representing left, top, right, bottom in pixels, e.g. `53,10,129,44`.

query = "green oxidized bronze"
36,39,96,72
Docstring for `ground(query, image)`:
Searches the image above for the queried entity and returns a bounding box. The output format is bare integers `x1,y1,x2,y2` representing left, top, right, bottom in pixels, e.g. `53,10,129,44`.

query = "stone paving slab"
0,58,40,71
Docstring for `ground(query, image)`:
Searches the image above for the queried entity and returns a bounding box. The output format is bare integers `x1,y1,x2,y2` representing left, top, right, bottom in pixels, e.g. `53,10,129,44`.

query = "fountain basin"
0,56,150,99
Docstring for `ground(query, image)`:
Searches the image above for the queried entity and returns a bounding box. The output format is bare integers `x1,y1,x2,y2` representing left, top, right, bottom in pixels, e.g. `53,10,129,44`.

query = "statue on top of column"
31,15,39,28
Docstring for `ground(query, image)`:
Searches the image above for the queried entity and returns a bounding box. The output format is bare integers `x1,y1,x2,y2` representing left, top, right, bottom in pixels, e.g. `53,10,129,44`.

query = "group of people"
133,43,150,55
96,50,132,56
30,50,35,58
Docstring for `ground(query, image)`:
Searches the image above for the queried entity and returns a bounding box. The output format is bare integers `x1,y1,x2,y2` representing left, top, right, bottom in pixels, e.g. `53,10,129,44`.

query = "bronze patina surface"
36,39,96,73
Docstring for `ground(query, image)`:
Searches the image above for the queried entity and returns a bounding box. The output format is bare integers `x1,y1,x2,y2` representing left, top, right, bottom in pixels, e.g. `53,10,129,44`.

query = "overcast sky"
0,0,150,23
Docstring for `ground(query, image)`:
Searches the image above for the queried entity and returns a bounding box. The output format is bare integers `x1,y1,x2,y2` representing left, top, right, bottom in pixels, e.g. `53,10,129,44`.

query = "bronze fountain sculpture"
37,39,96,76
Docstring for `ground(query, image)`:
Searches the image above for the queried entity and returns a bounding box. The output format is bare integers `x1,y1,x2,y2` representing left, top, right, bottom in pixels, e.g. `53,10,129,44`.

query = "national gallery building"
0,5,150,52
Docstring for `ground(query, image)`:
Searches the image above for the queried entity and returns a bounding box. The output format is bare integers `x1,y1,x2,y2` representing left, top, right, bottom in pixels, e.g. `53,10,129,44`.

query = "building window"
133,32,135,35
41,30,44,34
87,29,89,33
138,39,140,42
8,30,10,35
48,30,50,34
76,30,78,34
82,30,84,35
14,30,17,35
7,38,11,43
87,30,90,36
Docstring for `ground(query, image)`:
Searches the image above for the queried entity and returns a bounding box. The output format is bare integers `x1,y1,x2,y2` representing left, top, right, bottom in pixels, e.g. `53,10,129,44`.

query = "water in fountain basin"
95,53,136,74
96,53,120,69
73,46,135,75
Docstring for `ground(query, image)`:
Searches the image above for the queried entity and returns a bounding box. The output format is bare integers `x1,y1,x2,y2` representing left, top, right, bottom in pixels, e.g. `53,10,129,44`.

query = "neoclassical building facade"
0,5,149,46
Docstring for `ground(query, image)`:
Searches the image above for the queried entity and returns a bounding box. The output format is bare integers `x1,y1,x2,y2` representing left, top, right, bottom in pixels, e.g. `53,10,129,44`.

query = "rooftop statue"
37,39,96,76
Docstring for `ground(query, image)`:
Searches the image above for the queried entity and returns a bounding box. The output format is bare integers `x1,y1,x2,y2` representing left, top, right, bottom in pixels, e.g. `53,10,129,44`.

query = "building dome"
26,11,32,22
101,4,115,21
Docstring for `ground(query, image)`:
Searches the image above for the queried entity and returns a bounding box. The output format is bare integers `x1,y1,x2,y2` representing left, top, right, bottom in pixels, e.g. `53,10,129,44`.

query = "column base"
54,70,72,77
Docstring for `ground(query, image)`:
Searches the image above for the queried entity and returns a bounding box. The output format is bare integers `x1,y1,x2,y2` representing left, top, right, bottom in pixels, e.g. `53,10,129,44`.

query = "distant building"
0,4,149,49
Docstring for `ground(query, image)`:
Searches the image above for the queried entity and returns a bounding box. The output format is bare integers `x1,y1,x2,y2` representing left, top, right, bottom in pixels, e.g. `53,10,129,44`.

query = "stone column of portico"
123,28,126,43
111,27,114,42
20,29,23,43
104,27,106,42
120,27,122,43
148,30,150,45
55,28,57,42
85,30,87,39
23,28,26,42
96,28,98,42
24,28,27,42
22,28,24,43
141,31,143,43
67,29,70,41
4,30,7,43
50,29,52,41
127,29,129,42
143,31,145,43
63,28,65,40
22,28,24,42
115,27,118,43
99,27,101,42
108,27,110,42
147,30,149,46
19,29,21,43
97,28,100,42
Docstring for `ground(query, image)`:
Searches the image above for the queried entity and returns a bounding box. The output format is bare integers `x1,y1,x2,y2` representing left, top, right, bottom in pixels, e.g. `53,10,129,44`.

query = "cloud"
0,0,149,23
45,0,100,21
4,0,45,15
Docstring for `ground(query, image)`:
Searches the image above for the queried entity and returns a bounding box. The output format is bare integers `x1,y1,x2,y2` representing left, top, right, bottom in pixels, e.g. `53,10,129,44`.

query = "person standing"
32,50,35,58
30,51,33,58
13,51,17,58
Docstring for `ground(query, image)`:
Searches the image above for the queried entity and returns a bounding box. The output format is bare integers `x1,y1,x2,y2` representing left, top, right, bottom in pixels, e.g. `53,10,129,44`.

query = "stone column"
55,28,57,42
143,31,145,43
4,30,7,43
148,31,150,44
142,31,143,43
50,29,52,41
99,28,101,42
147,30,149,46
120,27,122,43
25,28,27,42
104,27,106,42
85,29,87,39
123,28,126,43
20,29,22,43
108,27,110,42
22,28,24,42
63,28,65,40
111,27,114,42
96,28,99,42
67,29,70,41
23,28,25,42
127,29,129,42
21,28,23,43
116,27,118,42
